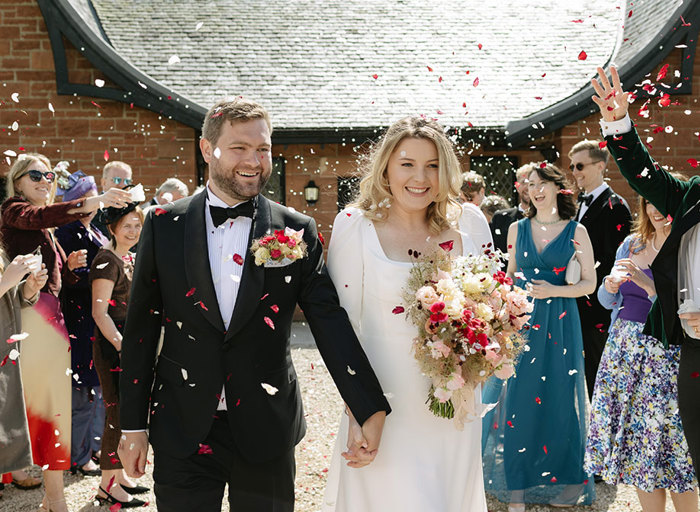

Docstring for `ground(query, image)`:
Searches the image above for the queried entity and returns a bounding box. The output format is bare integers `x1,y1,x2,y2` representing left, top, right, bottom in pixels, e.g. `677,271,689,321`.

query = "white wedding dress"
322,206,491,512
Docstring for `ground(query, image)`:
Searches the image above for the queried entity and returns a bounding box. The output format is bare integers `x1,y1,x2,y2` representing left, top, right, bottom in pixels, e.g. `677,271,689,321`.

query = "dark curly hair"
525,163,577,220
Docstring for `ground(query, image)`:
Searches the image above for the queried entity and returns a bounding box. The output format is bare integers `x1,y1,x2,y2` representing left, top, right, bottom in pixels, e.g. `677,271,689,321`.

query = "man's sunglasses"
112,177,133,186
18,169,56,183
569,161,602,172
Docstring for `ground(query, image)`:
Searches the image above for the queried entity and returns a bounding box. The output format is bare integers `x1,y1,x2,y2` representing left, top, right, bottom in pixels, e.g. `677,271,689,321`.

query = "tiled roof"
89,0,625,130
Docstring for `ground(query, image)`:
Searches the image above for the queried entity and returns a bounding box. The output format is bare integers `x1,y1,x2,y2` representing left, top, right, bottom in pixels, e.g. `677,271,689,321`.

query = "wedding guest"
490,163,534,254
91,204,147,508
0,252,47,485
323,116,492,511
0,153,131,512
482,164,597,510
95,161,133,237
55,171,109,477
569,139,631,399
592,65,700,479
480,194,509,223
585,192,698,511
460,171,486,206
143,177,189,210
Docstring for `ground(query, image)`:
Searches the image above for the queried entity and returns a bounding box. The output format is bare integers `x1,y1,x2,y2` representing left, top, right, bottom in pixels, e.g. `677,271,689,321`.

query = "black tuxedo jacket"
490,207,523,254
120,191,390,461
575,187,631,328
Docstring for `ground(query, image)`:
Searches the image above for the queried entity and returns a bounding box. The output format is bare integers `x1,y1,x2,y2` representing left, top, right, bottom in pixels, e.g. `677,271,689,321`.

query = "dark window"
469,155,519,204
264,157,285,204
337,176,360,212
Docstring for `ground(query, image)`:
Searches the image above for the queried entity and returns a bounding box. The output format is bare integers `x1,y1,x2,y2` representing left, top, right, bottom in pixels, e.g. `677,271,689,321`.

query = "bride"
322,116,492,511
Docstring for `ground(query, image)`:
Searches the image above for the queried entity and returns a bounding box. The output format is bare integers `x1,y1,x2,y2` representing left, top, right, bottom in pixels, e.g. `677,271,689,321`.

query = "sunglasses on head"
112,177,133,186
569,161,601,172
18,169,56,183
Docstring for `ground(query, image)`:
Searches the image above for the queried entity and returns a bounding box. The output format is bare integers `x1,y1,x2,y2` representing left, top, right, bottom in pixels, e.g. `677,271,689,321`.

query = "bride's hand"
341,407,375,468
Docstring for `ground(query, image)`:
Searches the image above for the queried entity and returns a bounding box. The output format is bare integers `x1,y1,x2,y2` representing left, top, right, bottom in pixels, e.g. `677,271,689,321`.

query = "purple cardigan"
0,196,89,297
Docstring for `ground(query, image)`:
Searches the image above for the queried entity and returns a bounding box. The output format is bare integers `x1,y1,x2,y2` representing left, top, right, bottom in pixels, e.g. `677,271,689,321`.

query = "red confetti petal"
543,445,548,454
551,476,558,483
103,150,109,161
691,372,699,379
659,93,671,107
154,208,167,216
427,66,433,72
197,444,213,454
372,74,378,79
477,43,483,50
616,224,623,231
233,253,244,265
438,240,454,252
558,311,567,319
270,304,279,313
598,141,608,149
264,316,275,330
473,77,479,87
688,159,698,168
578,50,587,60
553,266,566,275
535,397,541,404
186,287,196,297
318,232,325,245
657,63,669,81
392,306,405,314
199,302,208,311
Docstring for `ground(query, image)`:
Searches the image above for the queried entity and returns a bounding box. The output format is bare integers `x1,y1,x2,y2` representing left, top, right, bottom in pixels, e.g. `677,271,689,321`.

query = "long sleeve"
299,210,391,425
0,197,87,230
597,236,631,312
119,210,164,430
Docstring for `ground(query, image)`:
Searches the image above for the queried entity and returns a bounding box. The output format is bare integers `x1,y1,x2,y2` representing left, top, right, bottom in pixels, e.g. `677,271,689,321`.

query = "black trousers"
153,413,295,512
678,339,700,480
580,323,608,400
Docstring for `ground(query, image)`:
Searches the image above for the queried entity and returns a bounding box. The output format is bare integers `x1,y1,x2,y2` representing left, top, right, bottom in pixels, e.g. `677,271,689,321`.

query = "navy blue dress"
56,220,109,387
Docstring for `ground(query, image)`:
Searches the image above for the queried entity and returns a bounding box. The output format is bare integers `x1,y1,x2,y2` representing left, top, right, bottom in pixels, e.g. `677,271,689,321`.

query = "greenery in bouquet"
401,245,532,425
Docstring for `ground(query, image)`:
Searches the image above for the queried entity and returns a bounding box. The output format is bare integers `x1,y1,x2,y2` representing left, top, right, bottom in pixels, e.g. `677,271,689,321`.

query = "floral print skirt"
584,318,697,493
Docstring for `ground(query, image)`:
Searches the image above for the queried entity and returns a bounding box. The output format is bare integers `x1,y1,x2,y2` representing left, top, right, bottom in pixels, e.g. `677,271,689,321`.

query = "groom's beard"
210,159,271,202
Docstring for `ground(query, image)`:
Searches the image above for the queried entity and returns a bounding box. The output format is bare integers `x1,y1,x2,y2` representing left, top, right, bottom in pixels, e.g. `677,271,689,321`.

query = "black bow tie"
578,193,594,207
209,201,255,227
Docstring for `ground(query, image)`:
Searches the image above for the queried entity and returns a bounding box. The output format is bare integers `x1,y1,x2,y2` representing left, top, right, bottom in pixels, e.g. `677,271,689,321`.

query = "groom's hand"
591,65,630,122
118,431,149,478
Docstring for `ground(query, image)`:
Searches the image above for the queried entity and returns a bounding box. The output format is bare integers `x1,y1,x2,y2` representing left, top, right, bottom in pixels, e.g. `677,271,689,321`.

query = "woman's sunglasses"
112,176,133,186
18,169,56,183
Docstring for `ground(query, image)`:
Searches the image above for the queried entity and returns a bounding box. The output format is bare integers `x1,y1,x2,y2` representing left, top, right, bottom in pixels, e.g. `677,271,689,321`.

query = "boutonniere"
251,227,307,267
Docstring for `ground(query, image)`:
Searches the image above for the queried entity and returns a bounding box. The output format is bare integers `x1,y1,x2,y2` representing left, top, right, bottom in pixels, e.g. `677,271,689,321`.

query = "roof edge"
39,0,207,129
505,1,700,148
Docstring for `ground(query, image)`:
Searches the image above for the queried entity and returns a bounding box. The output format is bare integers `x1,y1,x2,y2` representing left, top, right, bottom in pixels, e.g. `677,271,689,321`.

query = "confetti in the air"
261,382,279,395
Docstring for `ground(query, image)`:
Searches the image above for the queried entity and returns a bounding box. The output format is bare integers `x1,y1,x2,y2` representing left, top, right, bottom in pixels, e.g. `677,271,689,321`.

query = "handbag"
565,252,581,285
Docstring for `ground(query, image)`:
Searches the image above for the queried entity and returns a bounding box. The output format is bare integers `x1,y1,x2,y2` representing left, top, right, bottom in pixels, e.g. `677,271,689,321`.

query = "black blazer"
490,207,523,254
575,187,631,328
119,191,390,462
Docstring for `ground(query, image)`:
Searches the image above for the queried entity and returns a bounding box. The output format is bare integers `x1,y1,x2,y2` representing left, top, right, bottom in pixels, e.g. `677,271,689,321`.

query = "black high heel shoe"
95,486,146,508
120,483,150,495
69,464,101,477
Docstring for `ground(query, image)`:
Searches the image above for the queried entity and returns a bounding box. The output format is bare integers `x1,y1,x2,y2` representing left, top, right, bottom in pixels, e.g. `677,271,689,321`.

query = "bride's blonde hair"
352,116,462,235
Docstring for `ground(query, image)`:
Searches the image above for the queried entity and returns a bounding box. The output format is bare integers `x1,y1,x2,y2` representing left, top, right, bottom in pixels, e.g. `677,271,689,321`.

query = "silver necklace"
650,235,660,252
533,216,562,226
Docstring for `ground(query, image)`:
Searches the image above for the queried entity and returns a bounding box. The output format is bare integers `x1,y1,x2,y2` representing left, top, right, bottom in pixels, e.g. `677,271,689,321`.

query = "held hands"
342,409,385,468
679,311,700,338
603,275,622,294
67,249,88,271
100,187,133,208
528,280,555,300
118,431,149,478
591,66,630,122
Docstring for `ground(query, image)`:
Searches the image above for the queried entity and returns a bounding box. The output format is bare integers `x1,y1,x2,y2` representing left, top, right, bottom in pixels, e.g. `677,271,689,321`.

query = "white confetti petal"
9,332,28,341
9,349,20,360
48,102,55,113
176,321,183,329
284,276,292,283
95,79,105,87
195,21,204,31
568,369,578,375
213,147,221,159
346,365,356,375
168,55,181,65
261,382,278,395
96,262,109,269
181,368,188,380
11,93,19,102
11,121,19,131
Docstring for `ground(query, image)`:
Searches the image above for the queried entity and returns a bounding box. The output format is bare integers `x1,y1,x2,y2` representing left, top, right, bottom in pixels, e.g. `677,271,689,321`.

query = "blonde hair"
568,139,609,166
352,116,462,235
102,161,132,179
5,153,56,204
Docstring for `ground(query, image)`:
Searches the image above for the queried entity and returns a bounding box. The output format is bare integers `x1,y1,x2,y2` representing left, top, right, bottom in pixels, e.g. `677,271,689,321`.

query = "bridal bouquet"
402,245,532,428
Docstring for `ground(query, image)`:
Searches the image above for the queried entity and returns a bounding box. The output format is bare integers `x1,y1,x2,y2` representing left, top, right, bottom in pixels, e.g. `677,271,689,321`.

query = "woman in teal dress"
482,164,597,511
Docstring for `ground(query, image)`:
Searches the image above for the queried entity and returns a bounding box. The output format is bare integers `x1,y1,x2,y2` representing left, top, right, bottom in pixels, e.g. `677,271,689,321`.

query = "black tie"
578,193,594,207
209,201,255,227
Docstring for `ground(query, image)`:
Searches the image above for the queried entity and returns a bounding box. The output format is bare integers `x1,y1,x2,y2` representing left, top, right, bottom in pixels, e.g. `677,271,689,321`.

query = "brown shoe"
12,476,42,490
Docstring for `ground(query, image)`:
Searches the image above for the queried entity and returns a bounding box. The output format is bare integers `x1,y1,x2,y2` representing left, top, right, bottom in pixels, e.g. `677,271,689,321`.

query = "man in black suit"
569,140,631,399
117,98,390,511
490,163,535,254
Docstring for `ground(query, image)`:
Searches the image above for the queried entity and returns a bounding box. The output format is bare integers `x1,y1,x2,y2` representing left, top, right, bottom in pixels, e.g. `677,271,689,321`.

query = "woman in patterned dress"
585,194,698,511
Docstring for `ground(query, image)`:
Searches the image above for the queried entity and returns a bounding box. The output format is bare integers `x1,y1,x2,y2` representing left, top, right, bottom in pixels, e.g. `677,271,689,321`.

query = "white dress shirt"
205,185,252,409
601,113,700,338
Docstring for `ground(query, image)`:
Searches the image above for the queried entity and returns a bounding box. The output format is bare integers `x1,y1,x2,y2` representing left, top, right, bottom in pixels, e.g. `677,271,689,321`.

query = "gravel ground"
1,346,694,511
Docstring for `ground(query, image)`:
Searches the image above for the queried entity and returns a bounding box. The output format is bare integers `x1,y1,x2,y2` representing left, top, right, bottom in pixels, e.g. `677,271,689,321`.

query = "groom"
118,98,390,511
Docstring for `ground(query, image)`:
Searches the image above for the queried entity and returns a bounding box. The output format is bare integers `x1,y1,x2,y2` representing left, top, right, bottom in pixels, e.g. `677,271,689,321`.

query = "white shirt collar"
586,182,609,201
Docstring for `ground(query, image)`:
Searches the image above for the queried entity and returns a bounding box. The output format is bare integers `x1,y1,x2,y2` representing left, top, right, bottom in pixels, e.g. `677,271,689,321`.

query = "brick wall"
555,40,700,214
0,0,197,200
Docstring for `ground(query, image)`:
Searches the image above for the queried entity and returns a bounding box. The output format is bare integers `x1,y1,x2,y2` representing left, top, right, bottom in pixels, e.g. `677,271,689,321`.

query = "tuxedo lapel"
579,187,612,223
223,195,269,343
183,191,225,332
